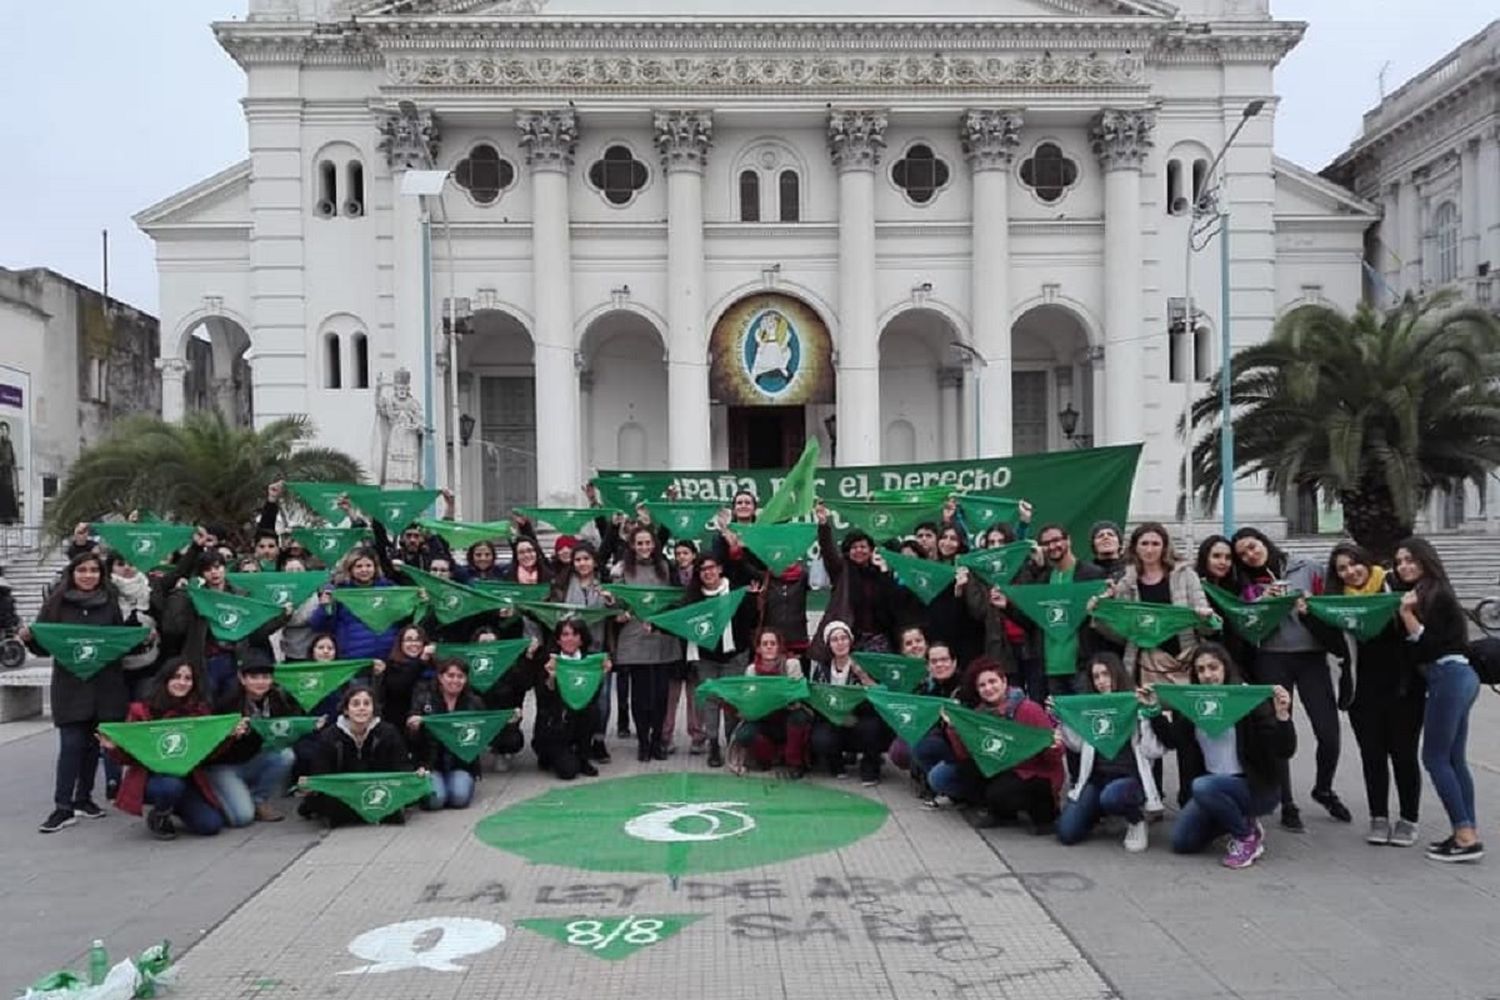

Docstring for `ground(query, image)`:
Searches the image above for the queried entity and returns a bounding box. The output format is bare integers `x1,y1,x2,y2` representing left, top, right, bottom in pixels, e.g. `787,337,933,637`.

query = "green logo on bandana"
156,730,188,759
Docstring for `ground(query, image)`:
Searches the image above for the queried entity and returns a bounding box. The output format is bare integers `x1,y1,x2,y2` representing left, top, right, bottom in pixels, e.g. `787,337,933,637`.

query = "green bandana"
1090,599,1212,649
290,527,371,565
402,566,504,626
98,714,241,777
757,438,820,523
187,587,284,642
955,541,1037,588
301,771,429,823
1154,684,1276,738
413,517,514,549
92,522,197,572
828,499,932,540
225,571,326,609
286,481,361,520
520,600,616,631
732,522,817,574
247,715,322,751
1049,693,1141,758
421,709,517,763
554,654,609,711
944,704,1056,778
274,659,372,711
867,485,952,506
588,474,655,510
646,589,748,649
1004,580,1111,676
1203,583,1300,646
1303,593,1404,642
642,501,723,541
695,675,809,721
864,689,950,746
956,494,1022,530
601,583,686,618
850,652,927,693
516,507,618,535
434,639,532,693
880,549,957,605
807,682,870,724
28,623,150,679
332,586,425,632
469,581,549,611
346,487,440,530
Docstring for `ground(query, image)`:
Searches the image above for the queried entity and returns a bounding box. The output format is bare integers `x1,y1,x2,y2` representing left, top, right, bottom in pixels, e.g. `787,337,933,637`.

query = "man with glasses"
1004,523,1107,701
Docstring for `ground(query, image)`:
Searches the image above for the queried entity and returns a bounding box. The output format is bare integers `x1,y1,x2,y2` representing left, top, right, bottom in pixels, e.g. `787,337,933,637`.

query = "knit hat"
1090,520,1121,543
822,619,853,642
554,535,578,556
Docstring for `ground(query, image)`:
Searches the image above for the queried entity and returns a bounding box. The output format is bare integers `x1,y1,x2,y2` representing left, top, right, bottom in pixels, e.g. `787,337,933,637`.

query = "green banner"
520,600,616,631
601,583,686,618
290,527,371,564
248,715,322,751
731,522,817,575
1304,593,1404,642
187,587,284,642
865,689,950,746
347,487,440,530
956,541,1037,588
516,915,704,962
850,652,927,693
555,654,609,711
413,517,514,549
944,704,1056,778
868,485,953,505
827,499,932,540
806,682,869,724
956,494,1022,531
274,659,372,711
1203,583,1301,646
758,439,820,523
1090,599,1212,650
642,501,723,541
593,445,1140,556
646,589,748,649
225,571,326,609
332,586,425,632
695,675,809,721
286,481,360,520
421,709,517,762
434,639,533,693
1155,684,1276,738
1004,580,1111,676
516,507,617,535
402,566,503,626
29,623,150,679
91,522,197,572
1050,693,1140,758
301,771,429,823
469,581,549,611
881,549,957,605
98,713,241,777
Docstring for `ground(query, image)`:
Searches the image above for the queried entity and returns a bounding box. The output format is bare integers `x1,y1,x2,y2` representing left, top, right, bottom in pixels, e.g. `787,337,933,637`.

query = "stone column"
1461,138,1481,285
1380,183,1401,296
654,110,713,471
156,357,187,422
961,109,1023,458
518,109,581,505
1399,172,1422,292
938,367,964,460
828,109,887,466
1484,127,1500,282
1090,109,1155,447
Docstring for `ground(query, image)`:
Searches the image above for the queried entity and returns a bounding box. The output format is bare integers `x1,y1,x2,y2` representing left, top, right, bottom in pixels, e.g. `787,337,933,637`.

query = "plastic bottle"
88,940,109,986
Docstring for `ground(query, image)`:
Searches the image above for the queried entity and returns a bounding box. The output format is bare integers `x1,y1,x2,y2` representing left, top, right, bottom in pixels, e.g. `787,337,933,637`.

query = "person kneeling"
207,650,300,826
408,659,486,809
300,685,416,827
808,621,887,785
728,628,810,776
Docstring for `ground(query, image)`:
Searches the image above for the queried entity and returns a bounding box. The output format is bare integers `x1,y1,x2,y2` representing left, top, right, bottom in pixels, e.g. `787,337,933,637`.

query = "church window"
352,332,369,389
324,334,342,390
891,144,951,205
454,144,515,206
1019,142,1079,204
588,145,650,206
1166,160,1184,214
345,162,365,217
739,170,761,222
779,170,800,222
1433,201,1459,284
1192,158,1210,204
316,161,338,217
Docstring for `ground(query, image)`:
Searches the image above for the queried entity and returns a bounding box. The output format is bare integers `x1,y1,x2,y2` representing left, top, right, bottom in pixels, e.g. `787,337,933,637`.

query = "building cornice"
1327,65,1499,172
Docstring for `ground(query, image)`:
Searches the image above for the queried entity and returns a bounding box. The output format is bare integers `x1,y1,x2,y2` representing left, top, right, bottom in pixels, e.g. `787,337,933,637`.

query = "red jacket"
108,702,224,817
945,692,1065,797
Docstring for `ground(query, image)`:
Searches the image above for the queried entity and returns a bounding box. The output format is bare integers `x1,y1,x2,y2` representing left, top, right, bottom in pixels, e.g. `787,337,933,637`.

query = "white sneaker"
1123,820,1149,853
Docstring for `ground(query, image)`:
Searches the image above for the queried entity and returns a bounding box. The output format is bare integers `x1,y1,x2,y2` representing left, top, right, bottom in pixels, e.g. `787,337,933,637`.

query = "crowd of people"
16,478,1486,869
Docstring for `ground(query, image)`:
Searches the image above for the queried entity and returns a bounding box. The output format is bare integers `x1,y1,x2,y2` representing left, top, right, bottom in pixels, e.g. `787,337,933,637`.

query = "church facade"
136,0,1375,523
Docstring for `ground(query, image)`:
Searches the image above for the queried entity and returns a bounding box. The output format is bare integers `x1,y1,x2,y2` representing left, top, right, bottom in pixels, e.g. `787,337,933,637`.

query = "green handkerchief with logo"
956,541,1037,588
956,494,1022,530
944,703,1055,778
1004,580,1111,676
274,659,372,711
226,571,326,609
421,709,517,763
601,583,686,618
732,522,818,575
1050,693,1140,758
301,771,429,823
98,714,242,777
346,487,439,530
646,589,748,650
807,682,869,725
1203,583,1300,646
1090,599,1210,650
850,652,926,693
28,623,149,679
554,654,609,711
516,507,619,535
290,527,371,564
865,689,950,746
520,600,616,631
403,566,504,626
92,522,196,572
332,586,425,632
1303,593,1404,642
413,517,514,549
1155,683,1276,738
880,549,957,605
642,501,723,541
434,640,532,693
695,675,810,721
828,499,931,540
248,715,322,751
187,587,284,642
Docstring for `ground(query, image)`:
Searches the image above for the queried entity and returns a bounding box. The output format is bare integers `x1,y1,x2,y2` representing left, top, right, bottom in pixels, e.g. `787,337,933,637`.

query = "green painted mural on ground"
516,914,703,961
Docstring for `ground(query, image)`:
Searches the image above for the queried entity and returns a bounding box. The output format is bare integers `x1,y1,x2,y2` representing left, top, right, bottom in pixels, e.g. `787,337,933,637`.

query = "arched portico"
457,308,537,521
579,308,669,471
878,307,965,462
1009,303,1096,454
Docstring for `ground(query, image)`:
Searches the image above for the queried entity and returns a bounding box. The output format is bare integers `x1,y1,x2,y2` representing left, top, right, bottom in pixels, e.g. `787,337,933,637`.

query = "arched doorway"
878,308,964,462
458,309,535,521
580,309,668,471
182,316,252,427
1010,304,1095,453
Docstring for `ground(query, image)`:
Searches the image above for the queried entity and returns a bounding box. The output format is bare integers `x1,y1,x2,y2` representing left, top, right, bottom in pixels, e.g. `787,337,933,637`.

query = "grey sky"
0,2,1492,316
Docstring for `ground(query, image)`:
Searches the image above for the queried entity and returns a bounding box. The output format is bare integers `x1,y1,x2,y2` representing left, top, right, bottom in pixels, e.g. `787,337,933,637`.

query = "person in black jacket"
374,624,436,731
808,502,901,663
407,658,486,809
160,550,288,700
299,684,415,827
1147,642,1295,869
205,650,302,826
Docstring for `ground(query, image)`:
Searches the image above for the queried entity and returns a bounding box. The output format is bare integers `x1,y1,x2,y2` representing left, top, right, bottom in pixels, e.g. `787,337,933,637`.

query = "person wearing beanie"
807,620,887,784
207,649,300,826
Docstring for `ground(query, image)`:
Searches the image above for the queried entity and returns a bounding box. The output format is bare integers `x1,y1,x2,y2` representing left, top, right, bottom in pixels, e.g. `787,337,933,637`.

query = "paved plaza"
4,694,1500,1000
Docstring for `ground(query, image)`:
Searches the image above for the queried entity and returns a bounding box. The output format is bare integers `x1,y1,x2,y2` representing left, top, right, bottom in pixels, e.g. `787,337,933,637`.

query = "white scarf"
111,570,151,615
686,578,733,663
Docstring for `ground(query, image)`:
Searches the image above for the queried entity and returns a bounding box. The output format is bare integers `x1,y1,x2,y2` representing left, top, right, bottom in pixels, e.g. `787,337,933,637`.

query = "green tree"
1189,290,1500,559
47,412,363,547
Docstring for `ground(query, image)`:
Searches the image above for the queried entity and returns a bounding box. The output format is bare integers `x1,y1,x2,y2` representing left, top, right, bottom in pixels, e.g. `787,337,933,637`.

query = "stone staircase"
1280,535,1500,608
1,547,66,627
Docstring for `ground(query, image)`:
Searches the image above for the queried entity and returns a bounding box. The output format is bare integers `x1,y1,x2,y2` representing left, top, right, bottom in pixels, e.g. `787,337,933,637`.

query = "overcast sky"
0,2,1492,315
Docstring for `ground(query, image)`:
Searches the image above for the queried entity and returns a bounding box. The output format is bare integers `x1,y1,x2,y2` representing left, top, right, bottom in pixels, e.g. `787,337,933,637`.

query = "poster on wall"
709,294,835,407
0,369,30,527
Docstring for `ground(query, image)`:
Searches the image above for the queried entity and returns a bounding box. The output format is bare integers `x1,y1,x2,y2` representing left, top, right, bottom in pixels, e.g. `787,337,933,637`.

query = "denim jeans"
696,658,743,744
1057,776,1145,845
54,722,101,809
1422,657,1480,829
928,760,984,803
204,653,238,702
206,749,296,828
1170,774,1279,853
424,769,476,810
909,730,952,779
145,774,225,836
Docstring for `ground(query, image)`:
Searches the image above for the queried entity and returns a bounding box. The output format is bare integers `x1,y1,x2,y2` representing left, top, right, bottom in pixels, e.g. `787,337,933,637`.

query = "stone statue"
376,368,425,488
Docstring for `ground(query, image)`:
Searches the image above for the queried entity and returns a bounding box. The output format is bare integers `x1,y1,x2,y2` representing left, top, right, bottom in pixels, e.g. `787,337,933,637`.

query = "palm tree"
47,412,363,548
1188,290,1500,559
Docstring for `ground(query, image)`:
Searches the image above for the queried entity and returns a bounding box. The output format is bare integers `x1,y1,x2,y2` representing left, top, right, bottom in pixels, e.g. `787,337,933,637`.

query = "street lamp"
950,340,987,457
1182,99,1265,549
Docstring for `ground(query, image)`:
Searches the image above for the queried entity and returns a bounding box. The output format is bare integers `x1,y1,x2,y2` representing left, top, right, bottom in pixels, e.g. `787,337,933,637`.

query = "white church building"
135,0,1376,523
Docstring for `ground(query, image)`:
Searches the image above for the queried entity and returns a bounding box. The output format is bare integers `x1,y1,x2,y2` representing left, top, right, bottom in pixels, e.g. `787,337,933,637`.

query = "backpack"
1465,637,1500,687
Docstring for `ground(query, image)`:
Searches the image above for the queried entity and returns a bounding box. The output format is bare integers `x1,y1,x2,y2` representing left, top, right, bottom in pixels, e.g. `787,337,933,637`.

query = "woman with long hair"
301,684,416,827
375,624,436,733
611,525,683,761
727,626,810,776
1095,522,1212,685
308,547,408,662
807,621,885,784
685,551,758,768
408,658,486,809
533,619,609,781
548,539,613,759
661,540,706,754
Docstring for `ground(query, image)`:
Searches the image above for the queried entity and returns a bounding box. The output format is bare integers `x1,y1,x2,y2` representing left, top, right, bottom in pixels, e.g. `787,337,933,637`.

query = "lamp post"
950,340,987,457
1182,99,1265,548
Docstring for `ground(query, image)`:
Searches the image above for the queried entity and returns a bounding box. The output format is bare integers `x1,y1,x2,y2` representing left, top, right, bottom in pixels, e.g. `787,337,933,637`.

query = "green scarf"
274,659,371,711
91,523,196,572
806,682,870,725
332,586,425,632
1154,684,1276,738
601,583,686,618
1202,583,1300,646
421,709,517,763
732,522,818,575
695,675,809,721
955,541,1037,588
433,640,532,693
28,623,149,679
646,589,748,649
849,652,926,693
880,549,958,605
301,771,429,823
1049,693,1140,758
413,517,514,549
944,703,1055,778
402,566,504,626
864,689,950,746
516,507,617,535
248,716,322,751
346,487,440,530
554,654,609,711
98,714,241,777
290,527,371,565
1003,580,1110,676
1303,593,1404,642
827,499,932,540
225,571,326,610
187,587,284,642
1090,598,1211,650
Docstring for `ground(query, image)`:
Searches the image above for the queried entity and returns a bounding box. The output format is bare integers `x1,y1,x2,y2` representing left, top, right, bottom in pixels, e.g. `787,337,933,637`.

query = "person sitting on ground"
726,626,811,777
299,684,416,827
408,658,486,810
807,620,887,785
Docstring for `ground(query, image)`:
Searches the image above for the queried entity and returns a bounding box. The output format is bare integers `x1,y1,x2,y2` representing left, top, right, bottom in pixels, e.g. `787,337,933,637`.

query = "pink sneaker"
1222,828,1265,870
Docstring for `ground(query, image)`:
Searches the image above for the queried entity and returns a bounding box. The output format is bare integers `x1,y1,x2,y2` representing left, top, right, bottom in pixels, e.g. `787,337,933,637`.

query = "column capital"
827,109,889,173
377,107,440,171
1089,108,1155,172
937,366,966,389
653,110,713,174
155,357,188,377
517,109,579,172
960,109,1024,172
